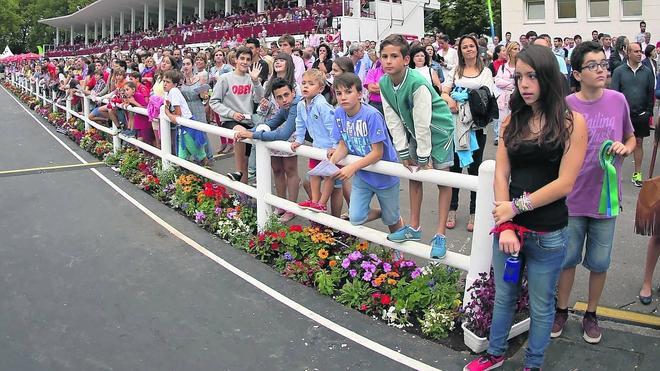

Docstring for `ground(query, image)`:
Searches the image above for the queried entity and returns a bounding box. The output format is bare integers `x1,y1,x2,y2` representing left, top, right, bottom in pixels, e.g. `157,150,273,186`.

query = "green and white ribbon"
598,140,619,217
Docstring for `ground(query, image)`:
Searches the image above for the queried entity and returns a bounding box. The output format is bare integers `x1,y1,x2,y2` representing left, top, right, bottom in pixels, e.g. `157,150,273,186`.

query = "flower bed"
5,81,531,352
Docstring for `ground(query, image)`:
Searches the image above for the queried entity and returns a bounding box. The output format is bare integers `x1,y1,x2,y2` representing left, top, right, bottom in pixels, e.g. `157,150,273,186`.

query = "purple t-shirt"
566,89,634,218
332,103,399,189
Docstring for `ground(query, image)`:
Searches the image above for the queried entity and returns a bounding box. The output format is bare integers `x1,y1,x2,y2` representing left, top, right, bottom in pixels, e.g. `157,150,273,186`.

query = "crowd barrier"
9,72,499,317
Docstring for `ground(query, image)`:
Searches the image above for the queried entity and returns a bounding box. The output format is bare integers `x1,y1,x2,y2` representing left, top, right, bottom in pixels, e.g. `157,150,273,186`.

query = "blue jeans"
564,216,616,272
487,228,568,368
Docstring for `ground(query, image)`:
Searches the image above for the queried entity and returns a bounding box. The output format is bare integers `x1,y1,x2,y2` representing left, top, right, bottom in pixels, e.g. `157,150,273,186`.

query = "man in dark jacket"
611,42,656,187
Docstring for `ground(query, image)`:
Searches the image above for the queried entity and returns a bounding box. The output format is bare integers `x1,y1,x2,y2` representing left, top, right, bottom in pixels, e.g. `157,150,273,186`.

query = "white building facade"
501,1,659,41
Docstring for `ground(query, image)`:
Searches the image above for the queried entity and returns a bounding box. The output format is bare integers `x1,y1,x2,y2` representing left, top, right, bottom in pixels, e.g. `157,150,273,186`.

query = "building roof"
39,0,202,30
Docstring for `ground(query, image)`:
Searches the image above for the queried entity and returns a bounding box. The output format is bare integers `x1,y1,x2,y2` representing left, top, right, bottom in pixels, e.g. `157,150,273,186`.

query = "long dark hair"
156,55,178,81
456,35,485,79
505,45,573,151
266,52,295,97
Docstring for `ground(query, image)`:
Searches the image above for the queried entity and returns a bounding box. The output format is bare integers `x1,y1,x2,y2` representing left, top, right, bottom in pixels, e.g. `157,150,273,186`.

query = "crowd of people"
49,0,338,57
3,19,659,370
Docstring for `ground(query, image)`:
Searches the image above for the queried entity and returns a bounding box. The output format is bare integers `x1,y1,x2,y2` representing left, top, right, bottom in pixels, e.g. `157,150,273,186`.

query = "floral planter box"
462,317,531,353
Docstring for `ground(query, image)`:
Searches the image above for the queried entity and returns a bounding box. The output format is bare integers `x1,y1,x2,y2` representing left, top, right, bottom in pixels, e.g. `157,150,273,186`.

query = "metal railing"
9,73,497,313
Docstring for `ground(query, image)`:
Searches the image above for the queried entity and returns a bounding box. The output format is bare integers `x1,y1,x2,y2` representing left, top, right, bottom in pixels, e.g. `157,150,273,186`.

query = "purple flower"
360,261,377,273
427,279,436,288
411,268,422,279
194,211,206,223
181,203,189,211
214,207,222,215
283,252,293,261
369,253,378,261
362,271,373,281
401,260,416,268
349,269,357,278
382,262,392,273
341,258,351,269
348,251,363,261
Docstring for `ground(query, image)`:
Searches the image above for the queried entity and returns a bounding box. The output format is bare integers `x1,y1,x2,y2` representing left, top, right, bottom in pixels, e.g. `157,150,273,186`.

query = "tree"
4,0,95,53
427,0,502,40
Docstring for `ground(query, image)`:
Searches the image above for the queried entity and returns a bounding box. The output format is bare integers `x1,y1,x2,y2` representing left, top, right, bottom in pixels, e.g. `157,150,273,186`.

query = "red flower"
258,232,265,242
289,225,303,232
248,240,255,249
360,304,368,311
279,230,286,239
271,242,280,251
380,294,392,306
371,292,381,299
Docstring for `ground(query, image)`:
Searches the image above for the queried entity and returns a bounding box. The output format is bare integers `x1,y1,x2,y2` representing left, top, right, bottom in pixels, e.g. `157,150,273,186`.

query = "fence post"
254,139,273,231
65,97,72,120
52,89,57,113
463,159,496,308
159,108,171,169
83,96,91,131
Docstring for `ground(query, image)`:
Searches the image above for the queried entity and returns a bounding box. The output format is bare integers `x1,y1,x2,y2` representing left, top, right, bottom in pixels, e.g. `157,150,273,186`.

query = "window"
526,0,545,20
557,0,577,19
589,0,609,18
621,0,642,17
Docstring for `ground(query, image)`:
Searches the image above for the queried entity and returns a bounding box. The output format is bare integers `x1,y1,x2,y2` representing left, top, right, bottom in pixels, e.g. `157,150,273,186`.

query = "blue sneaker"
430,234,447,259
387,225,421,242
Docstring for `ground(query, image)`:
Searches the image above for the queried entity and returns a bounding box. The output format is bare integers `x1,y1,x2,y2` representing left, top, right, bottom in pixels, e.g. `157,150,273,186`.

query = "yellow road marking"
573,301,660,327
0,162,104,176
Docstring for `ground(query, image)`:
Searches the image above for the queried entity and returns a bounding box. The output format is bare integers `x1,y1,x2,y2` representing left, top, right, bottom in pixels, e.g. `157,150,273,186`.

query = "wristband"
511,201,520,216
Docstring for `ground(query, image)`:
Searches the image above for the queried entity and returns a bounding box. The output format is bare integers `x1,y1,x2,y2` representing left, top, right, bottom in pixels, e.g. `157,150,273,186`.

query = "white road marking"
2,86,442,371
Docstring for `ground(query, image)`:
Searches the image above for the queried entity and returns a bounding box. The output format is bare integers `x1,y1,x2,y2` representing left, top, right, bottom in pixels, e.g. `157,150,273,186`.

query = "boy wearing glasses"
553,41,636,344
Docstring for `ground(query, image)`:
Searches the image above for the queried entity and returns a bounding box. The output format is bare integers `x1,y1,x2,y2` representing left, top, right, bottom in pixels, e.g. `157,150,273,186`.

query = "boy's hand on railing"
419,163,432,171
290,142,301,152
401,159,418,172
326,148,335,159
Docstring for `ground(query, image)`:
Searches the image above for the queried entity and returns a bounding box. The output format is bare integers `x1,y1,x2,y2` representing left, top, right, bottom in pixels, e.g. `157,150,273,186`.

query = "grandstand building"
39,0,439,57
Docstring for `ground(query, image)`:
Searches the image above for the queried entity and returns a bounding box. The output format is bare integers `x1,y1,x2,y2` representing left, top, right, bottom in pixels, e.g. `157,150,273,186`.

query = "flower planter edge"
462,317,531,353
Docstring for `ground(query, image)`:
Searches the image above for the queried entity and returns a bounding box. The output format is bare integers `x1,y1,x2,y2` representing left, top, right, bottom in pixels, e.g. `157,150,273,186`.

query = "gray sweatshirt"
209,72,265,126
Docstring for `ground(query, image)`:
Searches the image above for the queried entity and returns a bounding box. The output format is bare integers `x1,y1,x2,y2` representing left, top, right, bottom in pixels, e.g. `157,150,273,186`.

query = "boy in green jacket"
379,34,455,259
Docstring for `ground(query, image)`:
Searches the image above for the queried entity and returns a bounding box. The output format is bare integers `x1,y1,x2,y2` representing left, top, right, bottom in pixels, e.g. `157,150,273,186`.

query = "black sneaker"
226,171,243,181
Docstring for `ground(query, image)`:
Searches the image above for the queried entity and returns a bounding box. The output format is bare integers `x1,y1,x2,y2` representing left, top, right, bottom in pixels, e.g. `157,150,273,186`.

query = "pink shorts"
137,127,155,143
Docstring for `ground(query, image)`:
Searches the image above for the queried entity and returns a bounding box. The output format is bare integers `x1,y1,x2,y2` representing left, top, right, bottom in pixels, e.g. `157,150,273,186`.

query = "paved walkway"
0,84,658,370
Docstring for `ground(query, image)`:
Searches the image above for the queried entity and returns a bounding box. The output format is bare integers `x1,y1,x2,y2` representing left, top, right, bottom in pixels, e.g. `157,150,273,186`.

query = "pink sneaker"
298,200,315,210
308,202,327,213
463,354,505,371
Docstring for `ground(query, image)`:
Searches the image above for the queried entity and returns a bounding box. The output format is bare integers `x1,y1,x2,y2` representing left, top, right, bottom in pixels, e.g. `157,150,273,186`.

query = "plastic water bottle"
503,253,521,283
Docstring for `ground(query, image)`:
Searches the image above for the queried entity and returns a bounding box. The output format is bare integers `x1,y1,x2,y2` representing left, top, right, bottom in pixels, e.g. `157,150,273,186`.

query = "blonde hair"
302,68,325,85
506,41,520,63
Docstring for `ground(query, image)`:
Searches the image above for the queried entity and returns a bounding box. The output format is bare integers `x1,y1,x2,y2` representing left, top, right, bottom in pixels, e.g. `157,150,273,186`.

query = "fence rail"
10,73,497,314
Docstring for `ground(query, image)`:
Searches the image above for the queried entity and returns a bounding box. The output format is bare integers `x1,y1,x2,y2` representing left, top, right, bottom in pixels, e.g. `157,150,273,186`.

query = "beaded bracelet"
511,201,521,215
513,192,534,213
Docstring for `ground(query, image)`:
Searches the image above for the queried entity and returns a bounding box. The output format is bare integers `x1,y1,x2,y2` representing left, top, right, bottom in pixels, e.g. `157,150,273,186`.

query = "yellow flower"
183,186,193,193
387,279,397,286
373,277,384,287
317,249,329,259
357,241,369,251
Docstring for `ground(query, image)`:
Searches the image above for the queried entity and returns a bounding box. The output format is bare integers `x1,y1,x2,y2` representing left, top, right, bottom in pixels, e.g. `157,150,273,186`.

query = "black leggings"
449,129,487,214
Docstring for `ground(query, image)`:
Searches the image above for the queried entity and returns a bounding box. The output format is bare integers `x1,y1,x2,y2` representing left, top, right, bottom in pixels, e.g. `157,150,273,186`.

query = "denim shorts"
408,137,454,169
349,175,400,226
563,216,617,272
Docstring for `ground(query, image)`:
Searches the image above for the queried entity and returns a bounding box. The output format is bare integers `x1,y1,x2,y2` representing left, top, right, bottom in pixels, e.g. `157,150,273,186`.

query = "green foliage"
391,264,462,316
314,267,346,296
3,0,95,53
427,0,502,39
336,278,375,310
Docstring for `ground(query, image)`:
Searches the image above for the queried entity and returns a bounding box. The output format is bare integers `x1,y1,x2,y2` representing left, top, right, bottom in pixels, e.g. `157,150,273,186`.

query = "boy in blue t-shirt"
328,73,403,233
